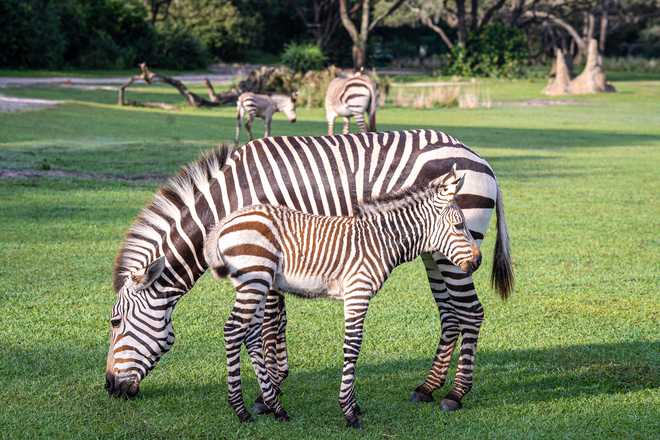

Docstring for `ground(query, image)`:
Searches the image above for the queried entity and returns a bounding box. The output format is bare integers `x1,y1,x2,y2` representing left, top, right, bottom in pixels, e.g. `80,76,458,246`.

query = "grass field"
1,76,659,439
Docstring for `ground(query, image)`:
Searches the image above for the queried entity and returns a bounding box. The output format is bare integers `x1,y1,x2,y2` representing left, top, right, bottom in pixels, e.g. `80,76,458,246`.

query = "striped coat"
325,72,377,135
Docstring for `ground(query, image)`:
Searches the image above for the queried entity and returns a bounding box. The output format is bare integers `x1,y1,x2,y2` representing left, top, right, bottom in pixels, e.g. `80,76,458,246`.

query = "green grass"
0,77,659,439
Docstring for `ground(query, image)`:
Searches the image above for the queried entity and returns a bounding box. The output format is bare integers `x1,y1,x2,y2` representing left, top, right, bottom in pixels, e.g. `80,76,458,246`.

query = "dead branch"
118,63,238,109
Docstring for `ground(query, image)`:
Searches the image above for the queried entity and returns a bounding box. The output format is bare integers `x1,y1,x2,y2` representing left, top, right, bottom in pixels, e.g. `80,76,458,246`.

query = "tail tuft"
491,187,514,300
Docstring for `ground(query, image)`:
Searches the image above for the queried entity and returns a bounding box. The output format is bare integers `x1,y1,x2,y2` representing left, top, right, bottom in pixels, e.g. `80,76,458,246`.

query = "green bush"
0,0,65,68
281,43,326,72
447,23,528,78
153,24,209,70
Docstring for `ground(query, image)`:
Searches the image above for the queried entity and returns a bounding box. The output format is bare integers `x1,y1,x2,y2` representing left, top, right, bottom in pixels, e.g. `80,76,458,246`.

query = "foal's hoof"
410,390,434,403
238,412,254,423
274,409,290,422
345,415,362,429
440,398,462,412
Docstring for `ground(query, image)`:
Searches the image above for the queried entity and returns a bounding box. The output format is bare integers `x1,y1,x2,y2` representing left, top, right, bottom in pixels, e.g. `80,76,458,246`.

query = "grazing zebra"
325,72,377,135
106,130,513,419
235,92,297,145
204,166,480,427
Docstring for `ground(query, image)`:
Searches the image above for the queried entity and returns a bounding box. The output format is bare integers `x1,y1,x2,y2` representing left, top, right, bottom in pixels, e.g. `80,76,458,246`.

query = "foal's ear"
131,256,166,290
429,163,460,188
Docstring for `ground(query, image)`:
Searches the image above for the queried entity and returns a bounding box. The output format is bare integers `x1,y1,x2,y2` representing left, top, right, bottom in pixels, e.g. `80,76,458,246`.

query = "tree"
338,0,407,69
291,0,342,52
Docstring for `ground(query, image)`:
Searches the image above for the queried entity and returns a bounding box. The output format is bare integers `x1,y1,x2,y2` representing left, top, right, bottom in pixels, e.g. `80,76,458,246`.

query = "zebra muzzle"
105,371,140,399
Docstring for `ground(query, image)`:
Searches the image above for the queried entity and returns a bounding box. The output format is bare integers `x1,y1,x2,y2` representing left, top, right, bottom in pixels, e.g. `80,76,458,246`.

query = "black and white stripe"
106,129,513,417
235,92,297,145
325,72,377,134
204,167,480,426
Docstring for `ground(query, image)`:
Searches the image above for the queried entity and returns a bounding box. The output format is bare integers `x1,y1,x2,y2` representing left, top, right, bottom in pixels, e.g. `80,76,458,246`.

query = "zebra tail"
203,225,229,279
491,186,514,300
368,87,377,131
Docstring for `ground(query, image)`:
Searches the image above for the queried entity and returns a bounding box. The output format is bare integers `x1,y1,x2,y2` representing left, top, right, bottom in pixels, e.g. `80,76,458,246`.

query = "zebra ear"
131,256,166,290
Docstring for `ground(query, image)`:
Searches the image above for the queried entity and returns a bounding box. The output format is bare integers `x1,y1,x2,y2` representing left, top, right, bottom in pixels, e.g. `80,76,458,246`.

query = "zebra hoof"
345,415,362,429
410,390,434,403
274,409,290,422
251,400,272,415
440,398,462,412
238,412,254,423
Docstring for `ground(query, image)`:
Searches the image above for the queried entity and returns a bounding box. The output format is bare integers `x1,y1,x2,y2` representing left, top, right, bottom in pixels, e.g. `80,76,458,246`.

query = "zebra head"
429,165,482,274
274,93,297,123
105,256,178,399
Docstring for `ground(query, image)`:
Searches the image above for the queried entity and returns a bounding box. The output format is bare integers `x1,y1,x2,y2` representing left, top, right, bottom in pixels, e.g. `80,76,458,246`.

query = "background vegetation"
2,0,658,75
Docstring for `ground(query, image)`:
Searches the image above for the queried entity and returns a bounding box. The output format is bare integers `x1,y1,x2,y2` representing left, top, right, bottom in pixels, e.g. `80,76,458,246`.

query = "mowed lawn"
0,77,658,439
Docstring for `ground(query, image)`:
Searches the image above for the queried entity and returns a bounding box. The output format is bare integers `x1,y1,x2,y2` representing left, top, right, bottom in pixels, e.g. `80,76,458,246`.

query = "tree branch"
480,0,507,30
524,10,586,50
419,14,454,50
339,0,360,43
369,0,407,31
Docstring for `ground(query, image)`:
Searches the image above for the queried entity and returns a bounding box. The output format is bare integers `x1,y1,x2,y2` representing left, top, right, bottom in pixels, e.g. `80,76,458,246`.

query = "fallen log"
118,63,238,108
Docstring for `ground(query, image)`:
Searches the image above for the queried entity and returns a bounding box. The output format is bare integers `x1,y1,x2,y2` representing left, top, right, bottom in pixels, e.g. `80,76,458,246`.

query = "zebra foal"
204,165,480,427
235,92,297,145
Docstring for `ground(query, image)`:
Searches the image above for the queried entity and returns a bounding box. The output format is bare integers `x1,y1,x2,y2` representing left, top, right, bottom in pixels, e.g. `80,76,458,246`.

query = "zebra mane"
355,184,441,218
112,145,233,292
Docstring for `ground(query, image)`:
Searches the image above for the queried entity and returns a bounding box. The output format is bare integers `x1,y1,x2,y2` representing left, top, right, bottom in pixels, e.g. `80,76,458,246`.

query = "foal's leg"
244,305,288,421
353,113,367,133
253,290,289,415
340,290,372,428
224,278,282,422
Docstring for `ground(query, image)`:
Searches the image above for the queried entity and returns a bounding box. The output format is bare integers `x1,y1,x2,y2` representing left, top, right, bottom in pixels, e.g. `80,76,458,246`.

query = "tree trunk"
569,38,615,94
599,13,608,52
544,48,572,96
456,0,468,47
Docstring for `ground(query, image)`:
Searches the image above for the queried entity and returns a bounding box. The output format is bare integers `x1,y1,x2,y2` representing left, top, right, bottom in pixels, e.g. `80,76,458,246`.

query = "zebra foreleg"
245,115,255,141
340,293,371,429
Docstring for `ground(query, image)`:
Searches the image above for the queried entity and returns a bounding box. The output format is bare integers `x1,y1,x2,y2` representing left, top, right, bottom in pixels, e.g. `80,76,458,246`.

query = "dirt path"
0,95,61,112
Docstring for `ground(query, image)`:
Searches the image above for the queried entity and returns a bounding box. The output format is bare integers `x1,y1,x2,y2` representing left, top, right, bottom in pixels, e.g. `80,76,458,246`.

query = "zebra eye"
455,222,464,230
110,317,121,328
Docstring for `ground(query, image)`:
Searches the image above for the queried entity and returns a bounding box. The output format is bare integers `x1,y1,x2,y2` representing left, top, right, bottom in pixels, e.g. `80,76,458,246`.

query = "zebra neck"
369,206,433,271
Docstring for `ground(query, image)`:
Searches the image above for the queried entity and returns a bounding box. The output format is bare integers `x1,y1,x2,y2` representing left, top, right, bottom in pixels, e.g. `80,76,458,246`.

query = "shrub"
281,43,326,72
447,23,528,78
0,0,65,68
153,24,209,70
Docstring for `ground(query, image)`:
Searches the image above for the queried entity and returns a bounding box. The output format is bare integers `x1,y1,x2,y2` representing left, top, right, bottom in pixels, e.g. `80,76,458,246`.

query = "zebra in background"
235,92,297,145
105,129,513,418
204,165,480,427
325,71,377,135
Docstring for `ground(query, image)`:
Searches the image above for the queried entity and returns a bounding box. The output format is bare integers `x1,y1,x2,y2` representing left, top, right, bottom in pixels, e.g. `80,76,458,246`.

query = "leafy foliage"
448,24,528,78
281,43,327,72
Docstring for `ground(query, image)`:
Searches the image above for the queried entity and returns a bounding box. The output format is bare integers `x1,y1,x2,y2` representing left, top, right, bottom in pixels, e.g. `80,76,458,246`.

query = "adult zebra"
325,72,377,135
105,129,513,415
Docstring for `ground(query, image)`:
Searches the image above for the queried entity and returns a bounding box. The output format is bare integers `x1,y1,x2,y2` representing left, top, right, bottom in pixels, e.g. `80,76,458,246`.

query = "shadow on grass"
4,340,657,405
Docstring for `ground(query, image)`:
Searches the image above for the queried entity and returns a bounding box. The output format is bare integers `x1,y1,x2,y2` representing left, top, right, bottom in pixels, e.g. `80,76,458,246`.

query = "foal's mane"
355,184,439,218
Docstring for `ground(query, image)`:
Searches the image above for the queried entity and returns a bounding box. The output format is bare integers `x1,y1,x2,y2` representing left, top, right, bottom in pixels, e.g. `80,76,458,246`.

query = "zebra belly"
274,273,343,300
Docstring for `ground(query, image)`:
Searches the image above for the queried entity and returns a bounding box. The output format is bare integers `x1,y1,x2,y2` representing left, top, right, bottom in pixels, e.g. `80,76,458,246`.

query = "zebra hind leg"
411,254,459,404
342,116,351,134
253,290,288,416
224,280,283,422
244,314,289,421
